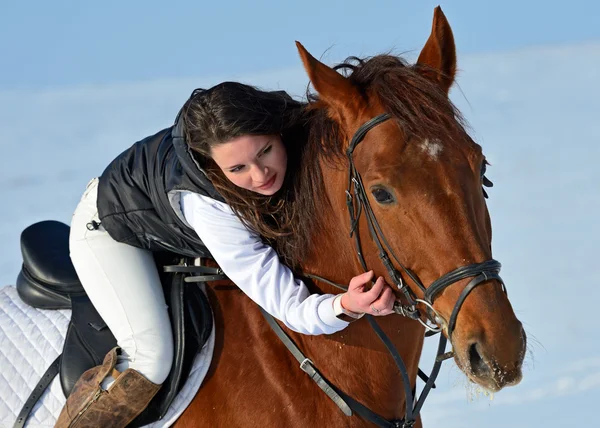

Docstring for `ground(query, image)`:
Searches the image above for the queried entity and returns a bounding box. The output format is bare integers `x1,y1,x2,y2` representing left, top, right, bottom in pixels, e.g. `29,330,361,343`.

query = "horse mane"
276,54,469,269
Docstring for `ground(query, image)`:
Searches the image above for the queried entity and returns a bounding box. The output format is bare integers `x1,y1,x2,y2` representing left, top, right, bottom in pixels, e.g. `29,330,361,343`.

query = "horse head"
296,6,526,392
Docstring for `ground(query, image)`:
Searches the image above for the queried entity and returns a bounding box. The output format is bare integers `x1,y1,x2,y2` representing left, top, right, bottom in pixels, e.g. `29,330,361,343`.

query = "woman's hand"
340,270,395,316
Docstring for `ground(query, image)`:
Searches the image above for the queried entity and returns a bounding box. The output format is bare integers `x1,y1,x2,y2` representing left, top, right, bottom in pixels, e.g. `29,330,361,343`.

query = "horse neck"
291,161,426,419
301,161,357,281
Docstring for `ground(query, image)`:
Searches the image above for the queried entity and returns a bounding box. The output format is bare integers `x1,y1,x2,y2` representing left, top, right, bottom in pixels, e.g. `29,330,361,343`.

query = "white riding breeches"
69,178,174,386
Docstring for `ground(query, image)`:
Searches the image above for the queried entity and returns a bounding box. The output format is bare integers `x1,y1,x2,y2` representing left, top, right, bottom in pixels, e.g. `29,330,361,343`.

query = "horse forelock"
304,53,472,159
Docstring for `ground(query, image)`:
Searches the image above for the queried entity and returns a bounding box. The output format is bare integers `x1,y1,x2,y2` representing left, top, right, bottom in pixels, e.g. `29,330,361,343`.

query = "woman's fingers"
362,276,385,303
348,270,374,291
344,272,397,316
370,286,395,315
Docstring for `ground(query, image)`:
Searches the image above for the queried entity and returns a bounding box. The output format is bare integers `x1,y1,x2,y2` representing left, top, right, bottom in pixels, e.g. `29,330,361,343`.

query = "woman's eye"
229,165,244,173
261,145,272,156
371,187,395,204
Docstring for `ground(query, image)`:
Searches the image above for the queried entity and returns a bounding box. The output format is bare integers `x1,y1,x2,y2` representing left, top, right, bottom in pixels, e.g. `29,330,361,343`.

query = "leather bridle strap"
425,259,502,301
367,315,448,425
346,113,423,319
448,271,503,337
425,260,504,337
347,113,392,154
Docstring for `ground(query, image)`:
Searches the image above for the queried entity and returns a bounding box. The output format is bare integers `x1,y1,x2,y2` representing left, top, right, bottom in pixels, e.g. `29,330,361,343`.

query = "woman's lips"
257,174,276,190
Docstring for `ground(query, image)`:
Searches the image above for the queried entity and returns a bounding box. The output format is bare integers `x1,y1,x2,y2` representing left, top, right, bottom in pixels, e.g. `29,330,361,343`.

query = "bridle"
302,112,507,427
343,113,506,339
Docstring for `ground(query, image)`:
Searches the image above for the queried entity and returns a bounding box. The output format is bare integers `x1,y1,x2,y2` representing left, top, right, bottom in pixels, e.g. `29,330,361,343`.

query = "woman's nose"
251,164,269,182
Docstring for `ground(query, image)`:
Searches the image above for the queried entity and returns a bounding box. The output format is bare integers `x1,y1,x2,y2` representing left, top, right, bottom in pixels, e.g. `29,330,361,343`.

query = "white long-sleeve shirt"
179,191,349,335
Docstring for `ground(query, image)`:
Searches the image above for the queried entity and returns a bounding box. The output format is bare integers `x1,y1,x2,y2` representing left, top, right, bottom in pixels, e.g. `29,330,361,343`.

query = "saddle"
14,220,220,427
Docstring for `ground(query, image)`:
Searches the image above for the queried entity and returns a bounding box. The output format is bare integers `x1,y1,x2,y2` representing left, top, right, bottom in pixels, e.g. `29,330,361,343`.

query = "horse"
175,6,526,428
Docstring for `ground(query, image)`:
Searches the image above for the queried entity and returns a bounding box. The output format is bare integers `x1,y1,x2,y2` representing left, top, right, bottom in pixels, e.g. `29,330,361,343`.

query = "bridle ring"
414,299,444,333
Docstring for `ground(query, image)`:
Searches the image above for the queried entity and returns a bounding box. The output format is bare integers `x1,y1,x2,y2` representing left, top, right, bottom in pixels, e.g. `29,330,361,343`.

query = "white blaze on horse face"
419,138,443,159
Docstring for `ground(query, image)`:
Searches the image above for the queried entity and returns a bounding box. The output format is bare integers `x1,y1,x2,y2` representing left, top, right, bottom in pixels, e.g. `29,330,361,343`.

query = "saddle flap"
20,220,83,293
60,294,116,397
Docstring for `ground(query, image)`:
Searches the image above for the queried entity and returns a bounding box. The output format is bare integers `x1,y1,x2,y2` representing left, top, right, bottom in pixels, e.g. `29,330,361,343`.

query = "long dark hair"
180,82,312,266
181,55,466,268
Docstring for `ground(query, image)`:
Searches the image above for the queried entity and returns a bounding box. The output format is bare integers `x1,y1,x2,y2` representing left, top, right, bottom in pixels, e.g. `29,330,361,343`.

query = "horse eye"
371,187,395,204
480,161,487,178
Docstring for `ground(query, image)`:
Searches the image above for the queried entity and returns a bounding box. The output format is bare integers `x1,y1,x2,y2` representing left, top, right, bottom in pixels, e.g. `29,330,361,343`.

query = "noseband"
345,113,506,339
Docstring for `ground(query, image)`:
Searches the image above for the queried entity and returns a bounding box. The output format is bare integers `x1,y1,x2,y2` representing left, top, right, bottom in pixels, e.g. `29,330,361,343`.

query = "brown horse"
176,7,526,427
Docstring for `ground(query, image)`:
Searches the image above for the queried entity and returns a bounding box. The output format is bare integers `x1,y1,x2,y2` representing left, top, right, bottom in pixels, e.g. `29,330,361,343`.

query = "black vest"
96,117,225,258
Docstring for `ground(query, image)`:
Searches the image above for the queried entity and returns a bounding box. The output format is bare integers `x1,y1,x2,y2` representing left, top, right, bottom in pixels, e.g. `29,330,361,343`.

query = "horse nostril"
468,342,490,378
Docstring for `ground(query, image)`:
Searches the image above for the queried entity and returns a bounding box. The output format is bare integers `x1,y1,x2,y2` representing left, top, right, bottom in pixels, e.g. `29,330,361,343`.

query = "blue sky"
1,0,600,89
0,2,599,427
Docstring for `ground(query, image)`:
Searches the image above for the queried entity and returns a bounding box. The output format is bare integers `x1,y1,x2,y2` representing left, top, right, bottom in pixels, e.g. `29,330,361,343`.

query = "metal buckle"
391,419,415,428
300,358,314,373
392,302,420,319
395,276,405,290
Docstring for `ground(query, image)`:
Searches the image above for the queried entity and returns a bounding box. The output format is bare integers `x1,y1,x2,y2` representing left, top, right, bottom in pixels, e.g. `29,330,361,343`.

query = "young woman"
57,82,396,427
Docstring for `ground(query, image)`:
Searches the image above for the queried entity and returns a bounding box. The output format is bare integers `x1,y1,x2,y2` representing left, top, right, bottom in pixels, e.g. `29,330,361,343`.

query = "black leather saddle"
15,220,219,427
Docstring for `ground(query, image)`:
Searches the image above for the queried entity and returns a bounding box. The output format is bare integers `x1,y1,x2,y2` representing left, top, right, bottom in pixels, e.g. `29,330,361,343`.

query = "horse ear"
416,6,457,94
295,41,361,120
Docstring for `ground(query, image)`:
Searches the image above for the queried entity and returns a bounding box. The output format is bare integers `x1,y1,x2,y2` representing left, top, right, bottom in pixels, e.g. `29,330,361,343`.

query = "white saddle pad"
0,285,214,428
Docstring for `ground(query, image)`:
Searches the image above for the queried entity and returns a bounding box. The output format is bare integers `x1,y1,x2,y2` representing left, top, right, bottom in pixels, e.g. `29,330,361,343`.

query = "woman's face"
210,134,287,196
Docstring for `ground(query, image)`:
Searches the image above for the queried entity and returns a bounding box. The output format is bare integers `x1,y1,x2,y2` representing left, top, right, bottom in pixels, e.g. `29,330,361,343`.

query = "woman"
58,82,396,427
